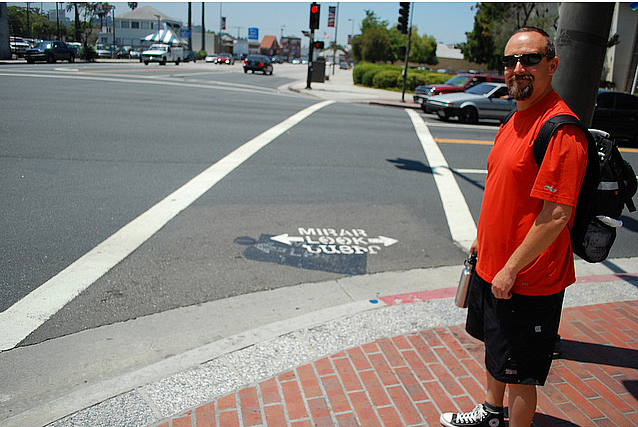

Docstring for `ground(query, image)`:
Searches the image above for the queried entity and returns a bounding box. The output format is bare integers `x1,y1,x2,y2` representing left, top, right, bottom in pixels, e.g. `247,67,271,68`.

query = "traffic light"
398,2,410,34
309,2,321,30
314,41,324,49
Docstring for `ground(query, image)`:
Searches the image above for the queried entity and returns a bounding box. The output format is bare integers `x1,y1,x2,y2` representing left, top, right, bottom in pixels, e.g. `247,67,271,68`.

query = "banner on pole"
328,6,336,27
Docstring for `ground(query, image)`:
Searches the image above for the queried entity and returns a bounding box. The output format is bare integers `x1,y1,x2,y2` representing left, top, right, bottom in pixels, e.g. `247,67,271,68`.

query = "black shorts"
466,273,564,386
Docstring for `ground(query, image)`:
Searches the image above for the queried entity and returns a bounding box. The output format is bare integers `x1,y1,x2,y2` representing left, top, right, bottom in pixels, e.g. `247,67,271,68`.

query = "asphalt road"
1,61,637,350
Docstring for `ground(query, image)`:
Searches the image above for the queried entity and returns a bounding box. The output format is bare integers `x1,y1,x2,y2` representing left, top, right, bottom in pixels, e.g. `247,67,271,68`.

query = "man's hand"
491,200,572,299
491,267,516,299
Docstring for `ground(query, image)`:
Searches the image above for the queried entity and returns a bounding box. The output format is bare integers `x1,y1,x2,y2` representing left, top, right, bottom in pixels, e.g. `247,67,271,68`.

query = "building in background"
603,2,638,92
260,35,278,57
279,36,301,61
97,5,182,47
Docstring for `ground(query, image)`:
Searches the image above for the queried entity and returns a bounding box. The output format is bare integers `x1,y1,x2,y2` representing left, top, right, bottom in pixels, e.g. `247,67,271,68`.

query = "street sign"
242,228,398,275
248,27,259,40
180,29,191,38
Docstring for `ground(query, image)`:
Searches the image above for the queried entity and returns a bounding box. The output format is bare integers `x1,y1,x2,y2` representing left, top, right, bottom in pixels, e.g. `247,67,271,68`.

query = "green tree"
460,2,559,71
65,2,101,46
7,5,61,39
96,3,114,29
352,10,391,63
408,29,438,65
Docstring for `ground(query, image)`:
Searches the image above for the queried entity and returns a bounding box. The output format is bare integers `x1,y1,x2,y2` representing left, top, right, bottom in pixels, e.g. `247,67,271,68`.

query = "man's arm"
491,200,572,299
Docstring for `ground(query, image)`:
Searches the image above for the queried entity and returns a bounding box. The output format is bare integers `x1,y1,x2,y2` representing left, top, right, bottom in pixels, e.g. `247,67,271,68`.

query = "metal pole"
553,3,615,126
332,3,338,75
306,30,314,89
201,2,205,52
112,7,115,47
400,3,414,102
188,2,192,51
56,2,60,40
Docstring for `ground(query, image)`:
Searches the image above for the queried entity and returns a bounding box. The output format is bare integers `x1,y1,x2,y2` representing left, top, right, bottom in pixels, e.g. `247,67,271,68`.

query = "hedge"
353,62,380,84
373,69,402,89
353,62,451,92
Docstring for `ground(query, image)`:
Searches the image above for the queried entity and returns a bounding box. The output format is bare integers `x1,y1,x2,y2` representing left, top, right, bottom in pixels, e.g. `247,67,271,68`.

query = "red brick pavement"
152,300,638,427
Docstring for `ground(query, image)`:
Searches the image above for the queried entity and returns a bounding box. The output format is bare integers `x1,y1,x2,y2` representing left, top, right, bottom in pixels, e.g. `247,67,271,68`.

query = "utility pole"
331,4,339,75
188,2,192,51
56,2,60,41
553,3,615,126
201,2,205,52
397,2,412,102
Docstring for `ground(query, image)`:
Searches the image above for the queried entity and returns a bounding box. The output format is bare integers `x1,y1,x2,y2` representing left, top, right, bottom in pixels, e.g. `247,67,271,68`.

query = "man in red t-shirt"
440,28,588,427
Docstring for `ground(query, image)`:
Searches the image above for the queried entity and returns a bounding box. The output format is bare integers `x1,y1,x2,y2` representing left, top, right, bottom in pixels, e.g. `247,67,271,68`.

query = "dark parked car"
25,41,75,63
215,53,235,65
592,90,638,147
183,51,198,62
243,54,273,75
415,74,506,110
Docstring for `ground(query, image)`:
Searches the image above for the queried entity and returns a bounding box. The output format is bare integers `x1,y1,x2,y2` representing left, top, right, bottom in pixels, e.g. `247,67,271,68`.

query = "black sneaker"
440,403,504,427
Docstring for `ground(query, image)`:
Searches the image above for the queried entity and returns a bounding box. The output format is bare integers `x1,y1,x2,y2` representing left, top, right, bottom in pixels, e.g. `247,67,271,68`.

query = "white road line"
452,168,488,174
406,109,477,253
0,100,335,352
0,72,294,97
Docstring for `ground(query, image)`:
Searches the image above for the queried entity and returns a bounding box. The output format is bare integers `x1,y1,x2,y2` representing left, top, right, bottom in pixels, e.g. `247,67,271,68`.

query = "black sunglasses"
501,53,553,68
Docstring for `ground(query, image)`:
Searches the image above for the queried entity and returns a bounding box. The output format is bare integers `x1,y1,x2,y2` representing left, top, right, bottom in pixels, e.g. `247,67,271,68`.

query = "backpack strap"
531,115,601,248
502,109,516,126
532,114,586,166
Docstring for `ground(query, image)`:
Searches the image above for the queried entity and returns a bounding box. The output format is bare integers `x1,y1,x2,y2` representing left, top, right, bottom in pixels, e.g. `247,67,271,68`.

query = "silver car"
425,83,515,124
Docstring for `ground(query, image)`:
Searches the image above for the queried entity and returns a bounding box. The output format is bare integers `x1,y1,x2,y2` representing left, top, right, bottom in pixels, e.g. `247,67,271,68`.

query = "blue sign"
248,27,259,40
180,29,191,38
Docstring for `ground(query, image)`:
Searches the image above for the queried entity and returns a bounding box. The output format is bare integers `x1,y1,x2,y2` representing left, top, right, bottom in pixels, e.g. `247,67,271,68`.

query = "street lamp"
112,5,116,49
154,13,161,33
348,18,355,45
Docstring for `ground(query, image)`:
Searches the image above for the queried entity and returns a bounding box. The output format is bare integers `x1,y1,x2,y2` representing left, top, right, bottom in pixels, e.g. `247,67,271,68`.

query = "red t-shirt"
476,90,588,296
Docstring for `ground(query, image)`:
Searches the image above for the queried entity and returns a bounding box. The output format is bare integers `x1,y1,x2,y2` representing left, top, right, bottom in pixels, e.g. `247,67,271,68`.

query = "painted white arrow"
271,234,305,246
368,236,398,246
271,234,398,247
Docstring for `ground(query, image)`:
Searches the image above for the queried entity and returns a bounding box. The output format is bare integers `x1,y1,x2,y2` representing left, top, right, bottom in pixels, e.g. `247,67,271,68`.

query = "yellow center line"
434,138,638,154
435,138,494,146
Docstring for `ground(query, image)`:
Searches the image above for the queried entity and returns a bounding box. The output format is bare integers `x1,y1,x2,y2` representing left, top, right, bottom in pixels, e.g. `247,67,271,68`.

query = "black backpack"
502,113,637,263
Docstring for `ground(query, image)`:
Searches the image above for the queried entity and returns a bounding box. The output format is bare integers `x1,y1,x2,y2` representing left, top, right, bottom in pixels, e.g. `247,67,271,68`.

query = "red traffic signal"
309,2,321,30
314,41,325,49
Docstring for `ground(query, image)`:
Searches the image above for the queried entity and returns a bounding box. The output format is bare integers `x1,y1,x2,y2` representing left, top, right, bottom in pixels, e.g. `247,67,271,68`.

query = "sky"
13,1,477,47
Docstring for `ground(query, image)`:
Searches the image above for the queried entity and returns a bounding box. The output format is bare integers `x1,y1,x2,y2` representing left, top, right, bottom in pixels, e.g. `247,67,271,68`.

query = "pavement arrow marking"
271,234,306,246
368,236,399,246
270,233,398,249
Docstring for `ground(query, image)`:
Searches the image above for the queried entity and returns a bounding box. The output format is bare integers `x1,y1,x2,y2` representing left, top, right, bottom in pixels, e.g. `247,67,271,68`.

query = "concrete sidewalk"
41,261,638,427
151,298,638,427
